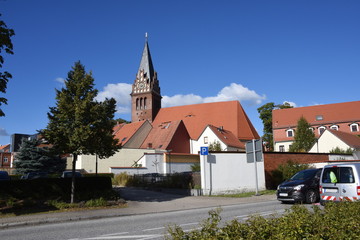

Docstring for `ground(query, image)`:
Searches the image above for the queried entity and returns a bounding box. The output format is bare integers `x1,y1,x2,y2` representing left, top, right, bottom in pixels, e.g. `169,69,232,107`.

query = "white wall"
111,153,194,175
353,151,360,160
200,152,266,195
74,148,157,173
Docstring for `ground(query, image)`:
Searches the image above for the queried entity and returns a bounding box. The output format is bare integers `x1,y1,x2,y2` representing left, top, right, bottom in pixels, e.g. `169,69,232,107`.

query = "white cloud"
96,83,132,114
97,82,266,115
163,83,266,107
283,101,297,107
0,128,9,136
162,94,203,107
55,77,65,84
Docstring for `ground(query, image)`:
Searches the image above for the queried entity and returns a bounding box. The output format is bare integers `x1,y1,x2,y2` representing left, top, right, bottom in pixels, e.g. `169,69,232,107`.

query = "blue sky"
1,0,359,146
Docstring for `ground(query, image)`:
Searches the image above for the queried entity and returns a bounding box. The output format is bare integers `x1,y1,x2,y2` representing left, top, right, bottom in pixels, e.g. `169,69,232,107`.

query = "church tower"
131,34,162,122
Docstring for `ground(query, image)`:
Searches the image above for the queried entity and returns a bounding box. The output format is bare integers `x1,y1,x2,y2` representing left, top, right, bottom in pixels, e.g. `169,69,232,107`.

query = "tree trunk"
71,153,77,203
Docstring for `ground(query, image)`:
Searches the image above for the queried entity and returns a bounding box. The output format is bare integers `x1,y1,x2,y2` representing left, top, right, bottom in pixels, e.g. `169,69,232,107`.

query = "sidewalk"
0,187,276,229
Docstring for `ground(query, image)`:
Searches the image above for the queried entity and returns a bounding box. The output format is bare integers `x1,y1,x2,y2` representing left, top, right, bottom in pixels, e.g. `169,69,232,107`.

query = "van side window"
322,168,338,183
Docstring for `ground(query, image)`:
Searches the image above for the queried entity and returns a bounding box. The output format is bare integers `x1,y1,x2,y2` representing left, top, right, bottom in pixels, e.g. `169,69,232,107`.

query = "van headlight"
293,184,305,191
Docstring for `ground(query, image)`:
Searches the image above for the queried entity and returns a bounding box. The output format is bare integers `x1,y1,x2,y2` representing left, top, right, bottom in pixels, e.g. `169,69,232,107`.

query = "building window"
318,126,326,135
330,125,338,131
286,129,294,137
144,97,147,109
204,136,208,144
3,157,8,163
279,145,285,152
316,115,323,121
350,123,359,132
136,98,139,110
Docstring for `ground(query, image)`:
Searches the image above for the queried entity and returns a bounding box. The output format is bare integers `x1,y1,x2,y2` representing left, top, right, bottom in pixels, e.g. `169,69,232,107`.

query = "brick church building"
113,36,259,154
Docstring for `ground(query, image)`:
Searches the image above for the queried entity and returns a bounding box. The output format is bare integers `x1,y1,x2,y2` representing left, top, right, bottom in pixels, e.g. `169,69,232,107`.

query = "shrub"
84,198,108,207
166,202,360,239
113,172,132,186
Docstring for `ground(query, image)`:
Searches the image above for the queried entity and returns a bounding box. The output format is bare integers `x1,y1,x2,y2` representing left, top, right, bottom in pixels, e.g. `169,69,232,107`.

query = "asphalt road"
0,200,286,240
0,187,288,240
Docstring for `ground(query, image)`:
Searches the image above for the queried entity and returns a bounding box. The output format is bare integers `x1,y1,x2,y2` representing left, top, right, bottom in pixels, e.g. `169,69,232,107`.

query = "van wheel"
305,189,318,204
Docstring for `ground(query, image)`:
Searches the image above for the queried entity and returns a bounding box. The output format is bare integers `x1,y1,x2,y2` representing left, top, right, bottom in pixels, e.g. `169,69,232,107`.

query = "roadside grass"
211,189,276,198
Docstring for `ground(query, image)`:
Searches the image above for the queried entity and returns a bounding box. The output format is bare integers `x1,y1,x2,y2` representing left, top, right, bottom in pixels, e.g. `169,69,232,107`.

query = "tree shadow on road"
115,187,191,202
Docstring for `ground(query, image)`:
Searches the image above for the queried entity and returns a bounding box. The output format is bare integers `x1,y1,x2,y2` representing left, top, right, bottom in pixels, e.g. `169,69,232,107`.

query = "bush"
167,202,360,239
270,160,309,189
0,176,113,203
113,172,132,186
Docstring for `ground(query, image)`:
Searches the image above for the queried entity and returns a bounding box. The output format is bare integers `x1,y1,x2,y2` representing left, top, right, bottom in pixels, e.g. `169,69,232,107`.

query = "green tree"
289,116,316,152
114,118,130,124
42,61,120,203
209,140,222,151
13,138,66,175
257,102,292,151
0,14,15,117
190,162,200,172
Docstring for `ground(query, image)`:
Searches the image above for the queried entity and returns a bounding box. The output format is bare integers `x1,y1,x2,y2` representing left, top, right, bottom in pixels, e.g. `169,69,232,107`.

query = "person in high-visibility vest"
330,171,337,183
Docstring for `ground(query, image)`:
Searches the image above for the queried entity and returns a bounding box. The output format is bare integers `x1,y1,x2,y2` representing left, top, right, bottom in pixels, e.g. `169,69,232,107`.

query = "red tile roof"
273,101,360,129
140,120,189,152
329,129,360,149
207,125,245,149
0,144,10,152
153,101,259,141
113,121,147,145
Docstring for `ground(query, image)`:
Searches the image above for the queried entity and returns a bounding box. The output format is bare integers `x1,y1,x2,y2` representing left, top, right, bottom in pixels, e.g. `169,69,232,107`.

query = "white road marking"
142,227,165,232
179,222,199,227
101,232,129,236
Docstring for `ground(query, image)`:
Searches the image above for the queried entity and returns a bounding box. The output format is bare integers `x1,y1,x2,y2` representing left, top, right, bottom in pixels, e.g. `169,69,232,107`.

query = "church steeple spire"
131,34,162,123
138,33,155,83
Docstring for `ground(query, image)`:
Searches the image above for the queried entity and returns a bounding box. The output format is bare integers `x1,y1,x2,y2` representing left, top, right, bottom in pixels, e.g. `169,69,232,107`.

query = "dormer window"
316,115,323,121
286,129,294,137
350,123,359,132
318,126,326,135
330,125,339,131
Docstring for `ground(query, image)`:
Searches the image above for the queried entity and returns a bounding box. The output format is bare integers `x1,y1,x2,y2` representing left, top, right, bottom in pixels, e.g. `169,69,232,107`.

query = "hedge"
0,176,112,202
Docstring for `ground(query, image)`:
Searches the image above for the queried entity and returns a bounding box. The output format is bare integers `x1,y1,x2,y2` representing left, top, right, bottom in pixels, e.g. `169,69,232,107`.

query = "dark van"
277,168,322,204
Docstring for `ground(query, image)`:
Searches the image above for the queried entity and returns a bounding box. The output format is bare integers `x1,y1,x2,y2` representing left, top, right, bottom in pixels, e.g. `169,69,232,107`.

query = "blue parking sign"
200,147,209,155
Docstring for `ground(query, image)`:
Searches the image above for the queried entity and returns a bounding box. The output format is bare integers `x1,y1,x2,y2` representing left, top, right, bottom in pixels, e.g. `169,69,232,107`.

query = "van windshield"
290,169,318,181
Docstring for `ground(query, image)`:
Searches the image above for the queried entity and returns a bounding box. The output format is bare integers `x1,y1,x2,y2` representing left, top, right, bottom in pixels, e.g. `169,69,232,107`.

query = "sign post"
200,147,209,195
246,139,263,196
